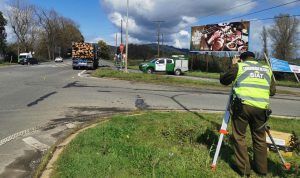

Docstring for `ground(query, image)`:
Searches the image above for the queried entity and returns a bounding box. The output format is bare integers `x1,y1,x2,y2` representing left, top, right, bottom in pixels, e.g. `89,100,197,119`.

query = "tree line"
0,0,83,62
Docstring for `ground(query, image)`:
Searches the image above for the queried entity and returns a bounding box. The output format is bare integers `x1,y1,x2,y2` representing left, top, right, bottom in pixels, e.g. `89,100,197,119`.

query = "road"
0,59,299,177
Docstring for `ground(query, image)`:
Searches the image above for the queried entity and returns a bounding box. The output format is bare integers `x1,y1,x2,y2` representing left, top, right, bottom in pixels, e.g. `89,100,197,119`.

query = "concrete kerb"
39,120,108,178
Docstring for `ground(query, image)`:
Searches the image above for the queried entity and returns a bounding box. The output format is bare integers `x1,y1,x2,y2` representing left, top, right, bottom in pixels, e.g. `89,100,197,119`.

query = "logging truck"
72,42,99,70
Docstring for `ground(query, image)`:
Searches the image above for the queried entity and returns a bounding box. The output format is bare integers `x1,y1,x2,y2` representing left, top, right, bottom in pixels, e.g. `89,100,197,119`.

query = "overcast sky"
1,0,300,54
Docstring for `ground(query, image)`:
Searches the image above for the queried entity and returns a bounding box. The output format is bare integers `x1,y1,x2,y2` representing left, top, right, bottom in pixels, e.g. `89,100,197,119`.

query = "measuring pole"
211,90,233,170
265,126,291,170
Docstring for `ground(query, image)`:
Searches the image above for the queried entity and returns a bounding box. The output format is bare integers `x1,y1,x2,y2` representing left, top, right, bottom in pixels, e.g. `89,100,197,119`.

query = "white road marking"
22,137,50,152
78,70,86,77
0,126,41,146
66,123,77,129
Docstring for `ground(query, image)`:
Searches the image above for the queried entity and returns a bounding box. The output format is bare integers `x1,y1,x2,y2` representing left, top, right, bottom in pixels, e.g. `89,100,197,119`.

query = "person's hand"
232,55,240,65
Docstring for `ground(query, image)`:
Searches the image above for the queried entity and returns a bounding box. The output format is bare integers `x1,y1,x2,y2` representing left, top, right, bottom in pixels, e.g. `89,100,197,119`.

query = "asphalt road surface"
0,59,299,177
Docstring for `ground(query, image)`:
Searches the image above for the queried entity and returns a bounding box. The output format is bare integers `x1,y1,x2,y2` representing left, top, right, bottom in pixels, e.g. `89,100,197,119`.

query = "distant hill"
109,43,189,60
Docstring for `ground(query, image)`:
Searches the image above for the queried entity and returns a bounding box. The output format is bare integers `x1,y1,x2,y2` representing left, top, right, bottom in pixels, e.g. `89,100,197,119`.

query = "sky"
1,0,300,54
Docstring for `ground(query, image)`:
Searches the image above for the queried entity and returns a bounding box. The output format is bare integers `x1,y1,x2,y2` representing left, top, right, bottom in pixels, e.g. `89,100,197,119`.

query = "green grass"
128,65,139,70
186,71,220,79
52,112,300,178
125,64,300,88
92,69,300,96
92,69,222,89
276,80,300,88
0,62,16,66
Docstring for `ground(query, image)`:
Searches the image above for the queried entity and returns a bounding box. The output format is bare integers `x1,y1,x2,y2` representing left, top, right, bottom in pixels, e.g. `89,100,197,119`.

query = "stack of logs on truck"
72,42,99,70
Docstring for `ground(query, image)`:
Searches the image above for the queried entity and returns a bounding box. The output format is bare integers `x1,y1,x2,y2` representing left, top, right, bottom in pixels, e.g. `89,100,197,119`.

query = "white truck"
18,52,38,65
139,55,189,75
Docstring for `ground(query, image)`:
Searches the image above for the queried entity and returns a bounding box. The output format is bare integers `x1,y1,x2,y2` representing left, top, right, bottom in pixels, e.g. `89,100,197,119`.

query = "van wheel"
147,68,153,74
175,69,181,76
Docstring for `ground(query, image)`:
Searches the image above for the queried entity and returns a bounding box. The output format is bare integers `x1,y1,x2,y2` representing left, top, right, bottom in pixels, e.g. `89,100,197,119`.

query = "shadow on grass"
197,128,234,166
197,128,300,177
170,94,221,131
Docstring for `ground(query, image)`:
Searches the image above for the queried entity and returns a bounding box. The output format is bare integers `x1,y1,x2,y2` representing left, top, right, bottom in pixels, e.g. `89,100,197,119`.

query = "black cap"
240,51,255,60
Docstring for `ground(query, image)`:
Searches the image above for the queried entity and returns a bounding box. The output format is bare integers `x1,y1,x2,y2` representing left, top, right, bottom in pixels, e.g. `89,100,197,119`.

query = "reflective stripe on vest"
233,61,272,109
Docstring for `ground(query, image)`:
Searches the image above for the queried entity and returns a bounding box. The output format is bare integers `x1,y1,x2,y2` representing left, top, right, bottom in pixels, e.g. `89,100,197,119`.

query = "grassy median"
92,68,222,89
52,112,300,178
92,69,300,96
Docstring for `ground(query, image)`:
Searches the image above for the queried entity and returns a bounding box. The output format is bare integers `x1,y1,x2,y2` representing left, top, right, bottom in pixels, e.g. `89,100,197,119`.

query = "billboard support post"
264,53,277,82
293,73,300,83
205,52,208,72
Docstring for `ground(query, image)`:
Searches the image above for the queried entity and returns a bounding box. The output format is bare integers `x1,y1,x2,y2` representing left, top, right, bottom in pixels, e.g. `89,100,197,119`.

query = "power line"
216,0,300,23
160,14,300,37
198,0,258,19
250,14,300,21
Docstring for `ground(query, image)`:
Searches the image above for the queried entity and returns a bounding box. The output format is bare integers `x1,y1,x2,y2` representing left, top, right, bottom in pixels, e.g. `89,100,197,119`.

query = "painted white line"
22,137,50,152
0,126,41,146
77,70,86,77
66,122,77,129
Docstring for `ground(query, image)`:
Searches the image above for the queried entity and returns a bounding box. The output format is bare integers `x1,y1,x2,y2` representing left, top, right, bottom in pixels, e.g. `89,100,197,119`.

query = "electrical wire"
216,0,300,23
198,0,258,19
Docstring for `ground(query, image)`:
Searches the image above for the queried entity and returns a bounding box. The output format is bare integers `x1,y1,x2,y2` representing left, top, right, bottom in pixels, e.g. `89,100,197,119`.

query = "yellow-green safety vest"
233,61,272,109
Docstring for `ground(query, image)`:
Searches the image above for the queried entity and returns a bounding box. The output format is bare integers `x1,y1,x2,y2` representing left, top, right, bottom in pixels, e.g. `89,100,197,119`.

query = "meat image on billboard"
190,21,250,52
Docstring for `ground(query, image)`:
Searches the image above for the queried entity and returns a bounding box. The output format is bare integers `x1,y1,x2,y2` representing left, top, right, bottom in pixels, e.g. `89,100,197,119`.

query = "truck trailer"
72,42,99,70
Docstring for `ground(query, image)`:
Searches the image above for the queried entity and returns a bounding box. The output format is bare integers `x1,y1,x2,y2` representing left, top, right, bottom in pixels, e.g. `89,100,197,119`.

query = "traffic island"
39,112,300,178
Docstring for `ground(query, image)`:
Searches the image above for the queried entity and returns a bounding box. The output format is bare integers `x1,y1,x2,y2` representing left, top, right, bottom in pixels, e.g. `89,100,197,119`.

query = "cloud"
101,0,258,48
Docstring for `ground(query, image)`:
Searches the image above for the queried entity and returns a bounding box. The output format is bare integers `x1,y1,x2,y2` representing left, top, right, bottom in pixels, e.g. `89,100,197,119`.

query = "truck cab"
18,52,37,65
139,55,189,75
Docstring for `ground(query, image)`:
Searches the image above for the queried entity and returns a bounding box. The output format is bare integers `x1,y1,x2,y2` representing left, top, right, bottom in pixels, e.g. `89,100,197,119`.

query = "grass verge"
52,111,300,178
92,69,222,89
186,71,220,79
92,69,300,96
0,62,16,67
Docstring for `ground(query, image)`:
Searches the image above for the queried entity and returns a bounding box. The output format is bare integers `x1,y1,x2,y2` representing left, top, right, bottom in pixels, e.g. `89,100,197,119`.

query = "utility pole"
161,33,164,57
125,0,129,73
115,33,118,53
120,19,123,69
121,19,123,44
153,21,164,57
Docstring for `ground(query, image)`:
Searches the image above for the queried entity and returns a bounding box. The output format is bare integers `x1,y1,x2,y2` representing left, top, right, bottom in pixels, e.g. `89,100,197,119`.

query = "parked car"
139,55,189,75
55,57,63,62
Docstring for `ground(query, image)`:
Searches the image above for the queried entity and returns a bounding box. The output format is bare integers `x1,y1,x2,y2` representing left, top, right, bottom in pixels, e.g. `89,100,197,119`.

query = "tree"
35,8,59,60
56,17,84,57
7,0,37,52
269,14,299,59
261,26,268,57
0,11,7,55
35,8,83,60
98,40,111,60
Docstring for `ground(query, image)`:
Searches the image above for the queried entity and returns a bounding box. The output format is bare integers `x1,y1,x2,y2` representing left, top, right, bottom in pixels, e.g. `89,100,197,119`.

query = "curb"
40,120,108,178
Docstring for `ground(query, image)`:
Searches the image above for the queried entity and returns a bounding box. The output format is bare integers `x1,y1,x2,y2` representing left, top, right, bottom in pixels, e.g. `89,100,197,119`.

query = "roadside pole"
125,0,129,73
264,53,277,82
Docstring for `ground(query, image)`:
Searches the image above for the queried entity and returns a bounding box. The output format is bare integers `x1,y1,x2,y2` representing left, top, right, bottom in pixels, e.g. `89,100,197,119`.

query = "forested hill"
110,43,189,60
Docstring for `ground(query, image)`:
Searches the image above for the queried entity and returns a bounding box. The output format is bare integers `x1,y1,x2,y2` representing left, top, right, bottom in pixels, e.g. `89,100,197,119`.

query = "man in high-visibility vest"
220,51,276,177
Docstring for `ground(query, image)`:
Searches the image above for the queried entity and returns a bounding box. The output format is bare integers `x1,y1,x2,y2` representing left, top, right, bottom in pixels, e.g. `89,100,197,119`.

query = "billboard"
270,57,300,74
269,57,292,73
190,21,250,52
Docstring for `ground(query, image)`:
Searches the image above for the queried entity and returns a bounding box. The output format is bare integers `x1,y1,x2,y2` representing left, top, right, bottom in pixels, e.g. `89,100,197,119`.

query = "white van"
18,52,33,64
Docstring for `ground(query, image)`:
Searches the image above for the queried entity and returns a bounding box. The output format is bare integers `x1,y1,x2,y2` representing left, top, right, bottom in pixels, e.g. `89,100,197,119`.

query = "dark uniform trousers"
231,104,268,175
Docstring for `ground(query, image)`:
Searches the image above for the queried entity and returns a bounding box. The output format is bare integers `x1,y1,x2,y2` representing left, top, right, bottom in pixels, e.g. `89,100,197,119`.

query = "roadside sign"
120,43,124,53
